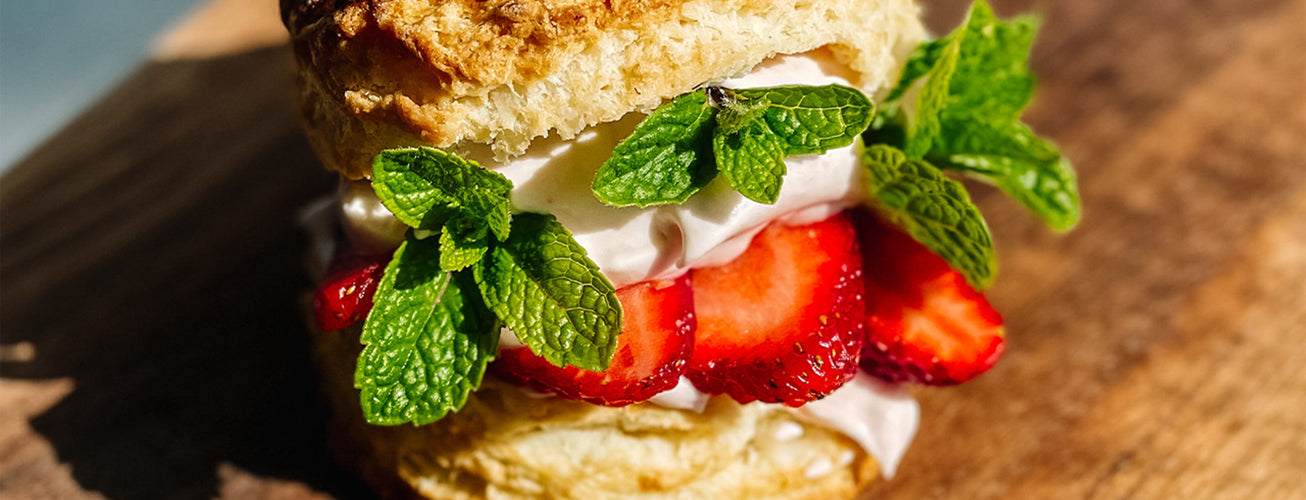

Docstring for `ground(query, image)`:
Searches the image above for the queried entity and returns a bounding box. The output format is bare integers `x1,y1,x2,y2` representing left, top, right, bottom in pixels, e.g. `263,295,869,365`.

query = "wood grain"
3,0,1304,498
866,0,1306,498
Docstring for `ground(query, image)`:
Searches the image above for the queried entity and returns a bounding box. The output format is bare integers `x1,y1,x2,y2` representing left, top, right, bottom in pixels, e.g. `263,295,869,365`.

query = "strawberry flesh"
491,274,695,406
313,252,388,332
854,212,1005,385
687,213,866,406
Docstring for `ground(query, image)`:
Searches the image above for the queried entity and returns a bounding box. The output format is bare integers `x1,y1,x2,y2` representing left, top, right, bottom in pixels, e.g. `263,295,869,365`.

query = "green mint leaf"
879,1,1078,230
460,189,512,242
734,85,875,155
438,216,489,272
592,84,874,208
591,90,716,207
923,3,1078,229
356,233,498,426
373,147,513,240
707,84,874,204
929,121,1080,231
888,2,1035,122
473,213,621,371
944,2,1038,121
884,38,951,103
903,37,961,159
863,144,996,289
714,119,787,204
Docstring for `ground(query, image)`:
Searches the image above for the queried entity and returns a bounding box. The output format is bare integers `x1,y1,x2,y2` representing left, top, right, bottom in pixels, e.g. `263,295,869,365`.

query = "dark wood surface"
3,0,1304,498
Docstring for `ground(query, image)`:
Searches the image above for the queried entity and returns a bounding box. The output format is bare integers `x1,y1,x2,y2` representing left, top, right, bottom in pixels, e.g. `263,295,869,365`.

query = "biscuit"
282,0,925,178
312,322,880,499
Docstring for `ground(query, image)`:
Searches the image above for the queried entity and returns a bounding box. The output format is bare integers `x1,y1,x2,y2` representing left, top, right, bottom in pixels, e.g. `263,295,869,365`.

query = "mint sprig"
358,147,622,425
862,144,996,289
356,234,498,425
874,0,1080,231
591,84,874,206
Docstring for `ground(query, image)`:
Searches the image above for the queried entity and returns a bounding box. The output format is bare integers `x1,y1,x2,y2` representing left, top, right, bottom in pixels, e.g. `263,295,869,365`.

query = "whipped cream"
793,372,919,477
485,53,865,287
340,51,867,288
647,376,711,412
334,50,920,479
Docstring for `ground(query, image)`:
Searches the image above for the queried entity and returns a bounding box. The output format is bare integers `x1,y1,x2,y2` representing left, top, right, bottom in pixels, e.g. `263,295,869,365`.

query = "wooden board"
3,0,1304,498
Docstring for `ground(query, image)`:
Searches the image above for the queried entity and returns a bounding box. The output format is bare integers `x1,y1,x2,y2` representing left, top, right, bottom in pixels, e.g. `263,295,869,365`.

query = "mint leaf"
902,38,961,159
945,2,1038,121
438,216,488,272
714,119,787,204
460,189,512,242
593,85,874,208
887,2,1035,118
863,144,996,289
373,147,513,240
710,84,873,204
474,213,622,371
885,38,951,103
876,1,1079,230
734,85,875,155
929,121,1080,231
356,234,498,425
591,90,716,207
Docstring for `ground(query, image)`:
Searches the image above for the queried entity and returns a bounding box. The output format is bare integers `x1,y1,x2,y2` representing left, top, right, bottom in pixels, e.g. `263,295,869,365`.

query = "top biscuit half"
283,0,926,179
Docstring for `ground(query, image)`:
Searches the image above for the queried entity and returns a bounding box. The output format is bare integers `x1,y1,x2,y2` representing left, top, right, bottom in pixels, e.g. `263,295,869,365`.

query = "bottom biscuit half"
312,324,878,500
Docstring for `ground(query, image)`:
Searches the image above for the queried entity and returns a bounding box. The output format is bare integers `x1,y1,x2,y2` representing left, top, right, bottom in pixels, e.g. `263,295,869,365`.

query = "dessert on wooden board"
282,0,1078,497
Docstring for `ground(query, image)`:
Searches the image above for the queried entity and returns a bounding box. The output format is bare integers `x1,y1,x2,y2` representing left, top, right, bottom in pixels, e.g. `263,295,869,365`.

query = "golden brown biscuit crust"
283,0,925,178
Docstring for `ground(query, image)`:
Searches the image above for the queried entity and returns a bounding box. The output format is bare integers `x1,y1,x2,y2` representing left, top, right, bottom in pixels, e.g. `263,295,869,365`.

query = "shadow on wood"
0,45,372,499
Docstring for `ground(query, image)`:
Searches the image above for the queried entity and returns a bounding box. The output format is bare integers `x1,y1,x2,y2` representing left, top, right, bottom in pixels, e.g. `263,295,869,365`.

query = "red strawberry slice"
492,274,695,406
313,252,388,332
854,212,1005,385
687,213,866,406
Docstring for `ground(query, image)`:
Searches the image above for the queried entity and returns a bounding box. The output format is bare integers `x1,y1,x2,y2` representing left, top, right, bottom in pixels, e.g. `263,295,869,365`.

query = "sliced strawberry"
313,252,388,332
687,213,865,406
854,212,1005,385
491,274,695,406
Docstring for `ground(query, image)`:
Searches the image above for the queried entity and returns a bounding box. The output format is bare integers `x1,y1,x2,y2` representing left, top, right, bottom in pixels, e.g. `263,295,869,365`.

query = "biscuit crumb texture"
283,0,925,178
313,325,879,499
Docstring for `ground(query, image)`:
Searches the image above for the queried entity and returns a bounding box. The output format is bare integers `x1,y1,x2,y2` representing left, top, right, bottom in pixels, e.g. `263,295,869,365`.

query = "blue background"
1,0,204,171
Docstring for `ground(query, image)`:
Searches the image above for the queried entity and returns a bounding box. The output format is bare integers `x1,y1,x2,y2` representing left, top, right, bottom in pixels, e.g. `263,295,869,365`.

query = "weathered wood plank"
866,0,1306,498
